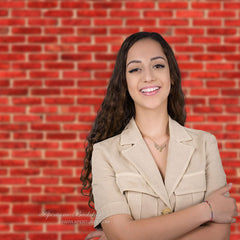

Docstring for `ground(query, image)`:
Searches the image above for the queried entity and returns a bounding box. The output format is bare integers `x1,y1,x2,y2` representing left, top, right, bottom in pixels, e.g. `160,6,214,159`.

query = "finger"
217,183,232,195
85,231,103,240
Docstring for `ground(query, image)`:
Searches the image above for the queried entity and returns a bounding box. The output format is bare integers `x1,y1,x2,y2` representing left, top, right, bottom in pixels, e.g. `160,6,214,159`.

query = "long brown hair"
80,32,186,208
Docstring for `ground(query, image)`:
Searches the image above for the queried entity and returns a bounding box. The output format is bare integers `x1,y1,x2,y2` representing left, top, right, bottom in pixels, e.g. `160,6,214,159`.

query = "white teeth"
141,87,159,93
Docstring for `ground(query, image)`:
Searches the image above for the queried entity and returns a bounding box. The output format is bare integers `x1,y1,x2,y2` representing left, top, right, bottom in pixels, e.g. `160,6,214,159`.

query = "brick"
12,10,41,17
77,45,107,52
45,80,74,87
28,19,57,26
159,2,188,9
29,106,57,113
78,63,107,70
14,225,42,232
0,160,24,167
194,19,221,26
77,10,106,17
193,54,222,61
61,106,90,113
63,124,91,131
192,37,221,44
13,98,42,105
111,10,140,17
29,142,59,149
222,90,240,96
45,187,75,194
159,19,188,26
13,63,41,70
12,150,41,158
29,233,57,240
0,19,25,26
44,11,73,18
224,3,240,9
193,106,222,113
192,2,221,8
225,37,240,44
0,234,25,240
28,160,58,168
206,63,235,70
30,71,59,78
45,62,74,69
207,28,236,35
95,19,123,27
207,115,237,122
12,187,41,194
0,178,26,184
127,19,156,26
208,11,236,18
12,27,41,34
226,143,240,149
78,28,106,36
222,72,240,78
61,2,90,8
175,46,204,52
206,80,235,88
144,11,172,17
209,98,238,105
0,36,25,43
45,151,73,158
30,178,59,185
226,107,240,113
63,71,90,78
61,54,91,61
47,133,76,140
31,124,60,131
207,45,236,52
0,2,25,8
45,204,74,214
31,89,60,95
14,132,43,140
94,2,122,8
0,142,26,149
45,98,74,105
28,2,58,8
175,28,204,35
63,89,92,95
28,36,57,43
190,89,219,96
45,45,74,52
0,195,29,202
0,106,25,113
32,196,61,203
29,54,58,61
190,72,220,79
61,36,90,43
176,11,203,18
62,19,91,26
225,20,240,26
44,28,74,35
12,45,41,52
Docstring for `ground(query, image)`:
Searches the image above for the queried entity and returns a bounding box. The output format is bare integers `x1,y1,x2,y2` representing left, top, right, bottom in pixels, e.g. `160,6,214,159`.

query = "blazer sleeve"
204,133,227,199
91,144,131,229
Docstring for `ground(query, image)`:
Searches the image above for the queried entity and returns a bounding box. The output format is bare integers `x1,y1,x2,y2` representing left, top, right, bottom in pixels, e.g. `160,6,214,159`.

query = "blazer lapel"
165,117,195,198
120,118,171,208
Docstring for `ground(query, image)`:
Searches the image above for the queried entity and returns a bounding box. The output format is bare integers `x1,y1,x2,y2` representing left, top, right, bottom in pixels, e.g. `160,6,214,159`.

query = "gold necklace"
144,135,169,152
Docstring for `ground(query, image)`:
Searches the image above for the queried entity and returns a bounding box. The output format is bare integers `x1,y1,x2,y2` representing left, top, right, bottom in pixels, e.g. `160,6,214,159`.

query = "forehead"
127,38,165,61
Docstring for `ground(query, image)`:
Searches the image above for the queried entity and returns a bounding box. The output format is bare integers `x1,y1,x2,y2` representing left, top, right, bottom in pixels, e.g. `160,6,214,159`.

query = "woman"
81,32,237,240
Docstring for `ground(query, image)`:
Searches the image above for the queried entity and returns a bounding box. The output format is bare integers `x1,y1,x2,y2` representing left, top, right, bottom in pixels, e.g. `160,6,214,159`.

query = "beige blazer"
92,117,226,228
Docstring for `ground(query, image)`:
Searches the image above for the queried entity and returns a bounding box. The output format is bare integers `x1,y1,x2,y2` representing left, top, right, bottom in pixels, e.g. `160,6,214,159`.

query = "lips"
140,86,160,96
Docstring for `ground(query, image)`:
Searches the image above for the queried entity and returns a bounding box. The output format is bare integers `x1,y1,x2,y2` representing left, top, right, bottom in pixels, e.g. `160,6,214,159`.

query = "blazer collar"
120,116,195,209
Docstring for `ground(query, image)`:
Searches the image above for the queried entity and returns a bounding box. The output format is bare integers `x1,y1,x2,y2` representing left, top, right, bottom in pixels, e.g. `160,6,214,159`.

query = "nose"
143,68,155,83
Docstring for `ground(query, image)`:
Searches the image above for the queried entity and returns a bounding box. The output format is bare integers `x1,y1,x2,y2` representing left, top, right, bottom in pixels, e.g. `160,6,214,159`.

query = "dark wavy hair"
80,32,186,208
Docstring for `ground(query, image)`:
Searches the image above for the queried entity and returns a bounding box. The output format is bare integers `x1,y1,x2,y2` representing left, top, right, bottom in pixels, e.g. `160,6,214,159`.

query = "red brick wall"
0,1,239,239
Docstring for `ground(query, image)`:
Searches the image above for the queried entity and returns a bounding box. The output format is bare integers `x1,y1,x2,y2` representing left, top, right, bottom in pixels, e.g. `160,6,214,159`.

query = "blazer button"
161,207,172,215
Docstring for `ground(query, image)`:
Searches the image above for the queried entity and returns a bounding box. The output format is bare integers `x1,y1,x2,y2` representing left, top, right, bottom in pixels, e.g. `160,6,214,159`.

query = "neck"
135,109,169,139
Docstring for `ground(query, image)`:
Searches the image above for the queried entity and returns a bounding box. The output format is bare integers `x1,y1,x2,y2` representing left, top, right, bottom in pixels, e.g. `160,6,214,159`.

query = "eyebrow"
127,56,166,66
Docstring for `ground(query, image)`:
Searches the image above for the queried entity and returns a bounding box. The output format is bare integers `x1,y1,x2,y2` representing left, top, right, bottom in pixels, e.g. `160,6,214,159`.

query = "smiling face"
126,38,171,115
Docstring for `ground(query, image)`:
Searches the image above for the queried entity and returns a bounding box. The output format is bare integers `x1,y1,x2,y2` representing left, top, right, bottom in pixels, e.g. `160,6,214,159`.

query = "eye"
154,64,165,69
128,68,141,73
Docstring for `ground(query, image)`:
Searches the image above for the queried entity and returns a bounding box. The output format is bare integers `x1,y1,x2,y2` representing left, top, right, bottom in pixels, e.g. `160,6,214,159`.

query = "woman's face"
126,38,171,114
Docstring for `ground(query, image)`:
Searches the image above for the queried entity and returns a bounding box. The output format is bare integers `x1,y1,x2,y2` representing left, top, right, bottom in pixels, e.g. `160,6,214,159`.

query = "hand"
206,183,238,224
84,230,108,240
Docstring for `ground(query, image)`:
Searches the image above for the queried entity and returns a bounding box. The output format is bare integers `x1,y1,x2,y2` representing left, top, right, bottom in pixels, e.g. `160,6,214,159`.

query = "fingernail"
229,183,232,187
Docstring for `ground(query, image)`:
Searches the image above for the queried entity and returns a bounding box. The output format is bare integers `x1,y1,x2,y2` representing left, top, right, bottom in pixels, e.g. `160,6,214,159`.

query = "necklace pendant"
154,142,166,152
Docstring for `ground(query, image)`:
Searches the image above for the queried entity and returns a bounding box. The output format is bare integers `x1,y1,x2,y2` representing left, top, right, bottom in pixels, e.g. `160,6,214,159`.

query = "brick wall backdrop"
0,0,239,239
